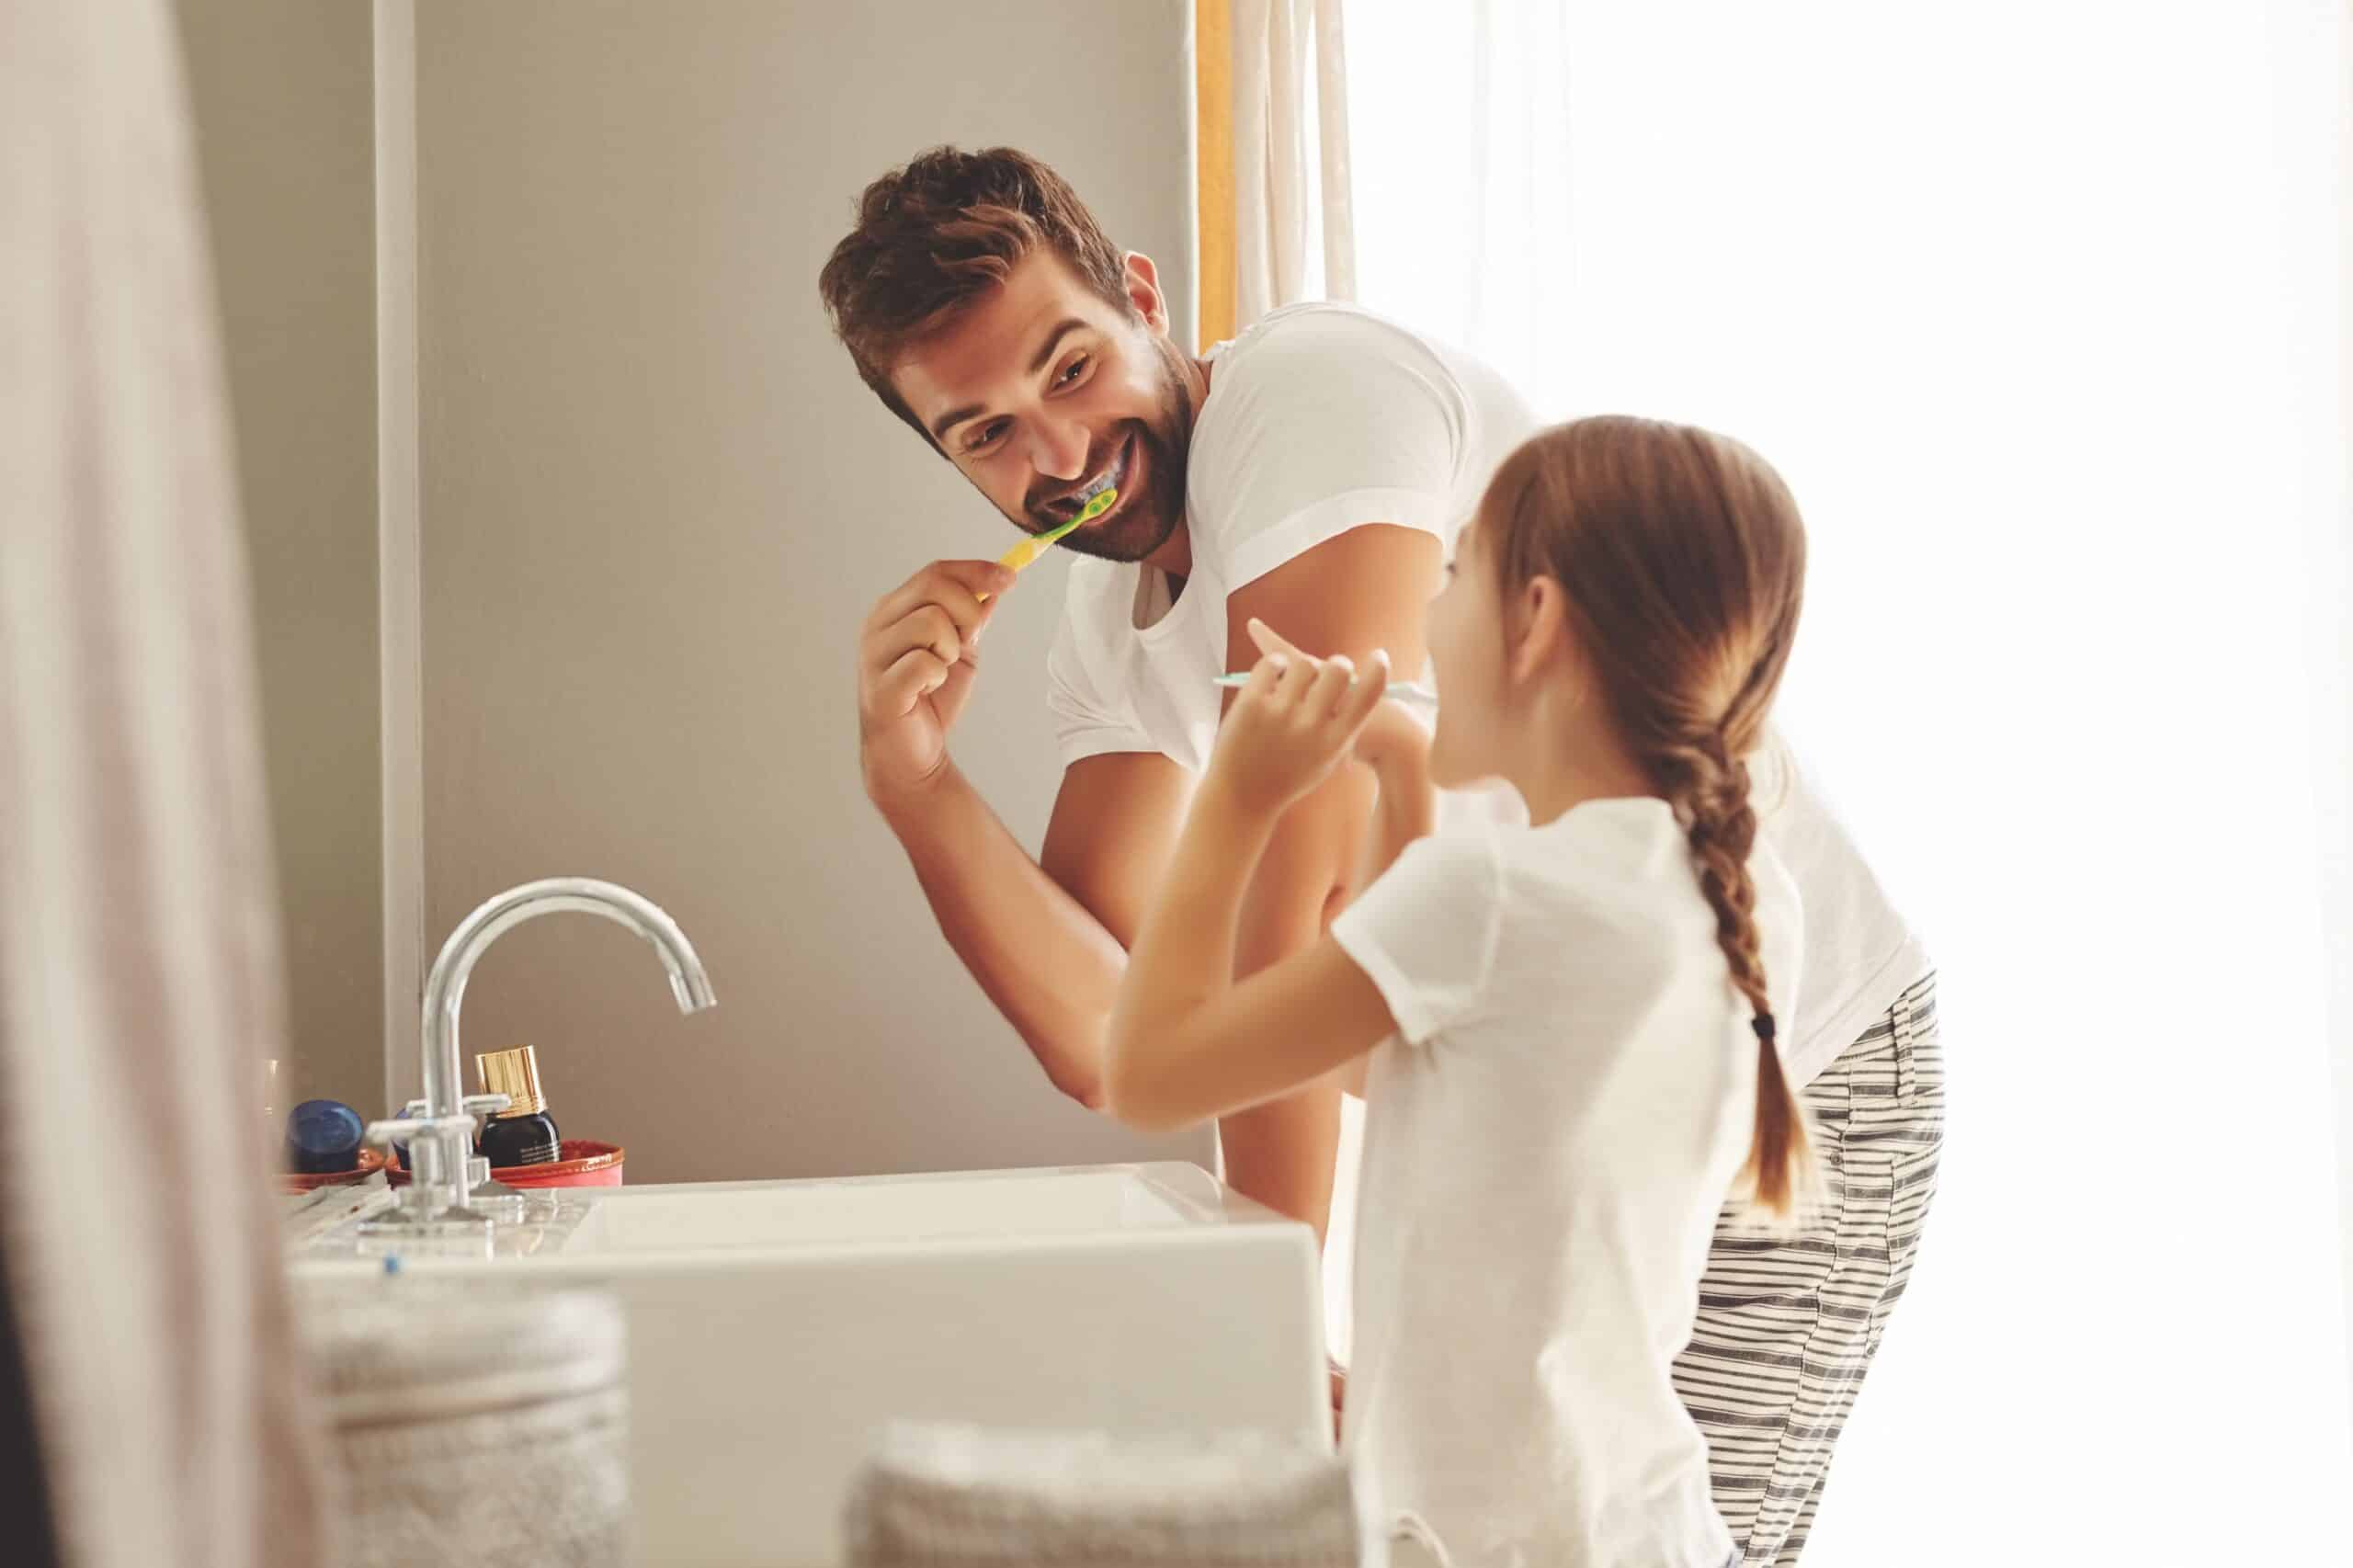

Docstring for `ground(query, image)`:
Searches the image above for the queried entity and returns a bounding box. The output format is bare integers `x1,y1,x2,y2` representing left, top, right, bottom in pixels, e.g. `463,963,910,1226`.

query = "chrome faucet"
363,878,716,1233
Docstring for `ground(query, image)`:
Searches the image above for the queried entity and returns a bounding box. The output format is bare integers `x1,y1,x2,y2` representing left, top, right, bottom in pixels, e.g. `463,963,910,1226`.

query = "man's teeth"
1075,444,1129,506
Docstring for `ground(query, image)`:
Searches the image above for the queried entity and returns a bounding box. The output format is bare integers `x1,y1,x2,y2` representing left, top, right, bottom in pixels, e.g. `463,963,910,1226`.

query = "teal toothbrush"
1213,672,1438,710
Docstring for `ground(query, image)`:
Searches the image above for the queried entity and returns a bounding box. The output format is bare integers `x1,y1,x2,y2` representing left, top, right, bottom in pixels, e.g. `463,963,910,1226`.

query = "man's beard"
1016,341,1192,565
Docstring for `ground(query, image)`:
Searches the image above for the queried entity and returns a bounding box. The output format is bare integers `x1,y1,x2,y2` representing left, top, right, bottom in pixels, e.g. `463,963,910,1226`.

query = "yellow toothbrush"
980,487,1116,602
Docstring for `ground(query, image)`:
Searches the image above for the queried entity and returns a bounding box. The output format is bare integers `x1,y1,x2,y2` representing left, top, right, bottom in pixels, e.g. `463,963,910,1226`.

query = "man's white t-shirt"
1040,297,1925,1346
1330,801,1803,1567
1746,738,1927,1086
1046,302,1531,773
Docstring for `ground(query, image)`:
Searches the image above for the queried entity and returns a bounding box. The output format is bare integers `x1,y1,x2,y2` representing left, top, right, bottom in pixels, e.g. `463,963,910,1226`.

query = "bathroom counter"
289,1162,1330,1565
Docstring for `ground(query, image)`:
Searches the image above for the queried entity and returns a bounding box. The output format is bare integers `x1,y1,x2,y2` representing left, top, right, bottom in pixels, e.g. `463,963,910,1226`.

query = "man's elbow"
1098,1037,1191,1133
1016,1007,1112,1112
1041,1060,1109,1115
1104,1088,1191,1136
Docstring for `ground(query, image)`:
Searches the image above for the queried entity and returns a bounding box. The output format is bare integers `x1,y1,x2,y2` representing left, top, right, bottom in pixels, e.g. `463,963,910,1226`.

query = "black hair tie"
1752,1013,1778,1044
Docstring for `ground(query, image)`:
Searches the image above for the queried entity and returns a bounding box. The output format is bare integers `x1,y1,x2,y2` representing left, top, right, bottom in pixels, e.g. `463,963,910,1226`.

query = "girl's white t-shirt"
1329,799,1804,1568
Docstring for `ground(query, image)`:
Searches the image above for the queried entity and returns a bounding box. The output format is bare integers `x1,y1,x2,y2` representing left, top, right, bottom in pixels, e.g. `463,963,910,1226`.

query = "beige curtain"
0,1,328,1563
1227,0,1356,331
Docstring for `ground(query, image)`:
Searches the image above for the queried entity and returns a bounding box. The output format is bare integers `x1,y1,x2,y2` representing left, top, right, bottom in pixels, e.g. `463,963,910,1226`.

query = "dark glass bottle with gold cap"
475,1045,563,1167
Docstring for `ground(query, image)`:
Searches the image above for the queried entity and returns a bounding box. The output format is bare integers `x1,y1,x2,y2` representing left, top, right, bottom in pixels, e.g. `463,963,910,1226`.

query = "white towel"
299,1287,629,1568
0,1,330,1563
844,1423,1379,1566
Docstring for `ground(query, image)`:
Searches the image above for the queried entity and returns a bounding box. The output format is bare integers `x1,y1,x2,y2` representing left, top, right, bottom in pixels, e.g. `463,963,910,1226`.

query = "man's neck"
1145,526,1193,589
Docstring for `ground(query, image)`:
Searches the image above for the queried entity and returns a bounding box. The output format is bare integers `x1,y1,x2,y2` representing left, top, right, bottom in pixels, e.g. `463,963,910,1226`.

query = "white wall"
407,1,1211,1181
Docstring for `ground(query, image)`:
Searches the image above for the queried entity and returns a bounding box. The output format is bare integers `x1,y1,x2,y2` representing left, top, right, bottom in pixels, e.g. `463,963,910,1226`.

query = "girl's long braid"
1655,735,1806,1214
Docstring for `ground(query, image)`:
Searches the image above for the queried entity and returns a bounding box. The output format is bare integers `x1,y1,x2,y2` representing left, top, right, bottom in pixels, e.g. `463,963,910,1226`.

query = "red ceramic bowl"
277,1147,393,1195
497,1139,624,1189
383,1139,624,1189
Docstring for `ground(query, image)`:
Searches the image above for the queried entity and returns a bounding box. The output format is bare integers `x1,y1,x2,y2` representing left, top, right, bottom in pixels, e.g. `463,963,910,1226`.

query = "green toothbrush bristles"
1002,487,1116,572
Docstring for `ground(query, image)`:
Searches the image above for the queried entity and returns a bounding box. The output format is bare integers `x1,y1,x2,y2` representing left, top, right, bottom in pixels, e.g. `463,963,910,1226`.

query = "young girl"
1104,415,1815,1568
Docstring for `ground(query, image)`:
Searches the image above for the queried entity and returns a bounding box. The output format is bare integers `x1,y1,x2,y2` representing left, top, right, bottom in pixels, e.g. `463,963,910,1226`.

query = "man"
821,146,1528,1238
820,146,1939,1565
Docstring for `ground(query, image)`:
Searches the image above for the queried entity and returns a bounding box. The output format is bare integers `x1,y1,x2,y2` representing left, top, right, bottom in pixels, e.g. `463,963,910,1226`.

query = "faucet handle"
362,1111,477,1146
392,1094,511,1120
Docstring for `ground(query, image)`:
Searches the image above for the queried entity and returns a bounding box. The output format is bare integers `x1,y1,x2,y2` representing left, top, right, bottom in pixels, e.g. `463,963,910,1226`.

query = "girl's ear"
1507,574,1572,687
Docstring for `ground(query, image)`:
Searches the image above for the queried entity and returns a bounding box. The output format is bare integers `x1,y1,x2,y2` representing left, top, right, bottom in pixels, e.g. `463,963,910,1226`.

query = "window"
1347,3,2353,1558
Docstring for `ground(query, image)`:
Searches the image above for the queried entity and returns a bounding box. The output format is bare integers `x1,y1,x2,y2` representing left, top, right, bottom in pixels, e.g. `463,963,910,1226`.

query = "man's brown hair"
819,146,1132,443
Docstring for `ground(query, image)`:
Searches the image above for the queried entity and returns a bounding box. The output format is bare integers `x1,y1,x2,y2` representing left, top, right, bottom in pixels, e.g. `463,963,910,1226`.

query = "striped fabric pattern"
1672,972,1944,1566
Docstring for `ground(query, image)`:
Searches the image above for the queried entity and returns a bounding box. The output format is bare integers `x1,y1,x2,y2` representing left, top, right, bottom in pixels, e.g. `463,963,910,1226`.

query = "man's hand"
1352,699,1434,790
857,559,1015,802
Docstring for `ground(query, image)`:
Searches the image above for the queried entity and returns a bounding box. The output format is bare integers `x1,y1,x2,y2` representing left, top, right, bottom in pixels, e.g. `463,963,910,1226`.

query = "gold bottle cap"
475,1045,547,1119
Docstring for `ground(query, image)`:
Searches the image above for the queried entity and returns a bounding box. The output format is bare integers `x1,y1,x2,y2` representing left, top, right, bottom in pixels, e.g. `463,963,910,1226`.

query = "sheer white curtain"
1348,1,2352,1561
1229,0,1357,324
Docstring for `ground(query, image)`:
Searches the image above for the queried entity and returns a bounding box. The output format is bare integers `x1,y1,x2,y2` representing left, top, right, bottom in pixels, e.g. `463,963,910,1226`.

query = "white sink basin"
291,1163,1328,1566
563,1165,1215,1253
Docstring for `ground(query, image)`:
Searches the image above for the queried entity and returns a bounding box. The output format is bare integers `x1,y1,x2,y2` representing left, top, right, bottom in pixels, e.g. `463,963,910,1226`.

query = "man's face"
892,251,1192,565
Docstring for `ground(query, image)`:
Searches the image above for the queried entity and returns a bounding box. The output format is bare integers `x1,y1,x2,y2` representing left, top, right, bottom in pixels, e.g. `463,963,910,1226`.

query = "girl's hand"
1207,618,1392,818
